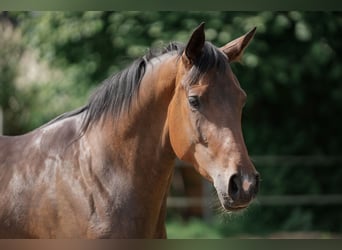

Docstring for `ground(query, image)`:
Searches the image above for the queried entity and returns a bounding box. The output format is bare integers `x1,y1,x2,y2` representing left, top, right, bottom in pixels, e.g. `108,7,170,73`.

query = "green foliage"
0,19,25,134
1,11,342,237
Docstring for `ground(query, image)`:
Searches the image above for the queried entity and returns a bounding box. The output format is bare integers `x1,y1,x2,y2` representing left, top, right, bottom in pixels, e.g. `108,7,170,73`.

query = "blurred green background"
0,11,341,238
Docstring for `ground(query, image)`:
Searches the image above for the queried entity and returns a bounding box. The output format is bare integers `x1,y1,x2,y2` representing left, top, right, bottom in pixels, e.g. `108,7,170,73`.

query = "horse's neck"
82,55,178,236
87,54,178,188
106,54,178,164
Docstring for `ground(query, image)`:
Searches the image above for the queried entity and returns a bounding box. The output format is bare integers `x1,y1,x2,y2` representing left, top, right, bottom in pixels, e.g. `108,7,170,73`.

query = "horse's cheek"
168,104,191,162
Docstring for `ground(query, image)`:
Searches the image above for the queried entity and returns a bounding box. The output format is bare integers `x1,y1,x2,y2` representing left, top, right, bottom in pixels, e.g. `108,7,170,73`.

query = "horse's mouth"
223,204,249,212
220,197,251,212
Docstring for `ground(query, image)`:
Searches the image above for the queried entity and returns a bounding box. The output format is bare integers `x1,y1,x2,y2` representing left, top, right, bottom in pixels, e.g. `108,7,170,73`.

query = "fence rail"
175,156,342,168
256,194,342,206
167,194,342,208
251,155,342,166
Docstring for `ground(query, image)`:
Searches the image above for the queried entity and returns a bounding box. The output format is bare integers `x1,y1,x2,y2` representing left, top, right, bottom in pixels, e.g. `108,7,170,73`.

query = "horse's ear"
220,27,256,63
183,22,205,65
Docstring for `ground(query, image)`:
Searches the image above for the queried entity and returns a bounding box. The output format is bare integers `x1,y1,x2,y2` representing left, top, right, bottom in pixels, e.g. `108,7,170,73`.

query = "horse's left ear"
183,22,206,65
220,27,256,63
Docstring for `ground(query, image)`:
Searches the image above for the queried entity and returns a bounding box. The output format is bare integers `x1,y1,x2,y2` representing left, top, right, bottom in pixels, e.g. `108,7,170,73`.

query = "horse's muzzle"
222,172,260,211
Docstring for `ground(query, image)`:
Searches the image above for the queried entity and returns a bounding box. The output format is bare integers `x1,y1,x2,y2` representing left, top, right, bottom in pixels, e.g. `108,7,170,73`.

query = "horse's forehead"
201,68,237,90
197,69,246,105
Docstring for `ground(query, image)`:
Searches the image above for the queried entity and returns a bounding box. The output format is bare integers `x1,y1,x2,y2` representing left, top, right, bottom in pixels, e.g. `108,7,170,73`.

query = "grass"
166,218,223,239
166,217,342,239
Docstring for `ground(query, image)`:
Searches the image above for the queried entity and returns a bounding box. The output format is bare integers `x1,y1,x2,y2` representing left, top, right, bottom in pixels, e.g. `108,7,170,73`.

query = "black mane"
46,41,227,132
81,42,184,131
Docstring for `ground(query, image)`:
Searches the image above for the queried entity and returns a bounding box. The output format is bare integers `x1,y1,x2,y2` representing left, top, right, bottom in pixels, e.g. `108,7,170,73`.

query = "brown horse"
0,23,259,238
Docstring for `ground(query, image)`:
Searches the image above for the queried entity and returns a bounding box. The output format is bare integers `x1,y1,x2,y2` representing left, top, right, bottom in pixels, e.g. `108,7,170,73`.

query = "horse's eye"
188,96,200,109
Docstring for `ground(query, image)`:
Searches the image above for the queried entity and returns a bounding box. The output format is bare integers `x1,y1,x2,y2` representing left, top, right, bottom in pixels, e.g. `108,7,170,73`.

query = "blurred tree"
0,13,25,134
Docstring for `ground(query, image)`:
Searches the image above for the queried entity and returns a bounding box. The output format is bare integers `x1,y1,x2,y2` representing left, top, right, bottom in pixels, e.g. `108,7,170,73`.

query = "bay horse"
0,23,259,238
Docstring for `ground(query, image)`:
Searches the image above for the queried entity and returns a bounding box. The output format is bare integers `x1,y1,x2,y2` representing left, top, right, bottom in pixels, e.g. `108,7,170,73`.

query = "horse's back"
0,116,79,168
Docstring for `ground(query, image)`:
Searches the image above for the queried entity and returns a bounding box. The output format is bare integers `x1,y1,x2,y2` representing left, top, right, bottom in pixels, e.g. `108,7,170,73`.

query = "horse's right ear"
183,22,205,66
220,27,256,63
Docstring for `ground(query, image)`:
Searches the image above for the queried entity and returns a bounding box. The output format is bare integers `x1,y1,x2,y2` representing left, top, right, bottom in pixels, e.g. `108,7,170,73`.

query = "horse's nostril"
228,173,260,203
228,174,240,199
